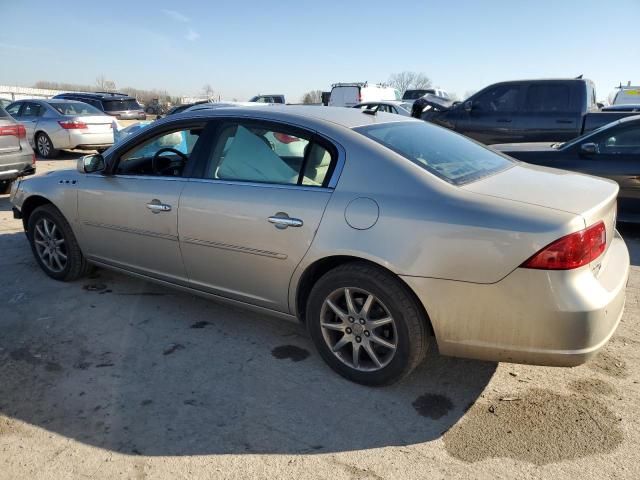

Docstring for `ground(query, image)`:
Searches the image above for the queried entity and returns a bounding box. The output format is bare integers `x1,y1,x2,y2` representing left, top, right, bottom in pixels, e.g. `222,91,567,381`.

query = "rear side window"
20,103,43,118
525,85,571,112
206,122,335,187
355,121,513,185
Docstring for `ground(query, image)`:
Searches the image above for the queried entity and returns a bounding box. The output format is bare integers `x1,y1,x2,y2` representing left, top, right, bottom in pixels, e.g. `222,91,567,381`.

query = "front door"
77,123,208,284
179,119,338,312
458,84,523,144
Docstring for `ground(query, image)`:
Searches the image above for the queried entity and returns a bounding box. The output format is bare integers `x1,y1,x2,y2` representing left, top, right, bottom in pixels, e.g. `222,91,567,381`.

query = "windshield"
103,99,141,112
52,102,102,116
355,122,513,185
402,90,429,100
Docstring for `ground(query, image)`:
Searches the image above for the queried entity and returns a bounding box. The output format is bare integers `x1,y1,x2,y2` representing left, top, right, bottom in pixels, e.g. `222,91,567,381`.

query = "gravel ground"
1,154,639,479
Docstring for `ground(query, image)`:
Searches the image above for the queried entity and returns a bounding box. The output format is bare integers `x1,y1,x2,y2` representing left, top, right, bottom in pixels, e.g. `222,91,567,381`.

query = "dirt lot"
1,154,639,479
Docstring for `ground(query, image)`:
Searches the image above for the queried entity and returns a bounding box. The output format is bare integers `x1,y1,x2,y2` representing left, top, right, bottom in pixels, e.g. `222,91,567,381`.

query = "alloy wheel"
320,287,398,372
37,135,51,157
33,217,67,273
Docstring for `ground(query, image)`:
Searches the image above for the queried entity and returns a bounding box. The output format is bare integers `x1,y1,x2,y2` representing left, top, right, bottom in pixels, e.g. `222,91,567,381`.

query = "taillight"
0,124,26,138
521,221,606,270
58,120,88,129
32,153,36,165
273,132,300,144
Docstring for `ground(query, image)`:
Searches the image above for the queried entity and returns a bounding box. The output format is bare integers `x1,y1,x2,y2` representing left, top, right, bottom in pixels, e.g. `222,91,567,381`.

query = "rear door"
522,83,579,142
179,119,339,312
457,84,524,144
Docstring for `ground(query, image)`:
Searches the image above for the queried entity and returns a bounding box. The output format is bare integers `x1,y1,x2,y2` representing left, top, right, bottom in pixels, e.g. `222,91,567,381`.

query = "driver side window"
116,127,202,176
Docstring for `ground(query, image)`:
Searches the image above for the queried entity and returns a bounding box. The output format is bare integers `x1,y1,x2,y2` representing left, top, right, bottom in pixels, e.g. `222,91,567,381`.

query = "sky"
1,0,639,103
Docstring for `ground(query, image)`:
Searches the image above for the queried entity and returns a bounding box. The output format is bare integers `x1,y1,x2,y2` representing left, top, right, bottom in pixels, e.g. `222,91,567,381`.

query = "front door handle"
146,199,171,213
268,213,303,229
556,119,573,124
496,118,512,123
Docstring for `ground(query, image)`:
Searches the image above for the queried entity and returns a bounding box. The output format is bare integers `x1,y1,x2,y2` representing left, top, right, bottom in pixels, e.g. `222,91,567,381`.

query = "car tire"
27,204,91,281
307,262,428,386
35,132,59,159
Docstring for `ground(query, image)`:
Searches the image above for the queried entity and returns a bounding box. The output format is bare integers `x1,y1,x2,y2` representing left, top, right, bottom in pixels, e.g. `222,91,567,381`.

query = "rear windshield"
402,90,429,100
355,122,513,185
52,102,102,116
103,99,141,112
613,88,640,105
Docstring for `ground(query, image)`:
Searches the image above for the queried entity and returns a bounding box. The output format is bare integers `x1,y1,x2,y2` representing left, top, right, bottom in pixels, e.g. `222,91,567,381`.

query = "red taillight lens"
32,153,36,165
273,132,300,144
0,124,26,138
58,120,88,129
521,221,606,270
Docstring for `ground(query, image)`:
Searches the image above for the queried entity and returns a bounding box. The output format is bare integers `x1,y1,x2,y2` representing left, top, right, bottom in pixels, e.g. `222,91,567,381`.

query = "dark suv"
52,92,146,120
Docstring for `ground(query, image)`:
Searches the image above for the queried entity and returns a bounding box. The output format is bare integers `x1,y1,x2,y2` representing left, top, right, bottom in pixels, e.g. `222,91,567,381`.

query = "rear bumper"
402,231,629,367
67,131,114,150
0,153,35,181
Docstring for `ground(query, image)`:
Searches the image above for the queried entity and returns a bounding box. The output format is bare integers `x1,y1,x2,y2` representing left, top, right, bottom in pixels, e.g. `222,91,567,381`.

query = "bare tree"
388,72,432,94
301,90,322,104
202,84,215,98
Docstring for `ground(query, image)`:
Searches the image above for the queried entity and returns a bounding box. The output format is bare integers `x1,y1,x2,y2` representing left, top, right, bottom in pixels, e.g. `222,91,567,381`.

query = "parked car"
329,82,400,107
493,115,640,222
249,94,285,104
612,85,640,105
5,99,114,158
53,92,146,120
10,106,628,385
353,101,412,116
144,98,167,115
0,105,35,194
402,88,450,104
421,78,637,144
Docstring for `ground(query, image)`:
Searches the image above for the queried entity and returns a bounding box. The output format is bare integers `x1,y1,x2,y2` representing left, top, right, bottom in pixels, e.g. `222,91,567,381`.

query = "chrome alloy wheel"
320,287,398,372
37,134,51,157
33,217,67,273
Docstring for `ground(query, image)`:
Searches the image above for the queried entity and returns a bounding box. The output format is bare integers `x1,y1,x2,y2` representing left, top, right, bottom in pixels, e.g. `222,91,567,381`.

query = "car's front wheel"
28,204,91,281
307,262,428,386
36,132,59,158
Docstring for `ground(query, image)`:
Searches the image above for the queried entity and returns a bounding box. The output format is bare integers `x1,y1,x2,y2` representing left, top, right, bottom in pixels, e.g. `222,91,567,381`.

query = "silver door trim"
182,237,287,259
82,221,178,241
186,177,334,192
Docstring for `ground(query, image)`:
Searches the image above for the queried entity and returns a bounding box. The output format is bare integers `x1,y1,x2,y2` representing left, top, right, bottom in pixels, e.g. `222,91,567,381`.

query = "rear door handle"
556,119,573,124
146,199,171,213
268,213,303,229
496,118,512,123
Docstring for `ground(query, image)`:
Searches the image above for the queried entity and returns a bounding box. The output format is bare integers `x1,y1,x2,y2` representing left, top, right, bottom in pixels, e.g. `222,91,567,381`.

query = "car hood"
492,142,558,153
462,162,618,217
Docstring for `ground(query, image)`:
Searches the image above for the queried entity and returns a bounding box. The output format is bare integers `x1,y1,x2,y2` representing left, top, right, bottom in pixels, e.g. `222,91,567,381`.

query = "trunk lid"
462,162,619,255
72,115,113,133
0,118,22,154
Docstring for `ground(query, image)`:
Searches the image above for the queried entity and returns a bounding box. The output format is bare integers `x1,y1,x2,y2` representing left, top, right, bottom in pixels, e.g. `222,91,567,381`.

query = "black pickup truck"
420,78,637,144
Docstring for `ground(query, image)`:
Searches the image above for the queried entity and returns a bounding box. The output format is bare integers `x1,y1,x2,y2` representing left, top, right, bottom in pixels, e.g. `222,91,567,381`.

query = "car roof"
57,92,135,100
169,105,415,129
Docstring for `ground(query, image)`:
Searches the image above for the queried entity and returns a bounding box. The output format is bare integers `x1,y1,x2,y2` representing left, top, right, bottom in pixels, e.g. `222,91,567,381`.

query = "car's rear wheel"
36,132,59,159
307,262,428,386
28,204,90,281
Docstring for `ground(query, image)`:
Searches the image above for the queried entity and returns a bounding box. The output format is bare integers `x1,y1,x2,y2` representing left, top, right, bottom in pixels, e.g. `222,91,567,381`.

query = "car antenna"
575,74,583,79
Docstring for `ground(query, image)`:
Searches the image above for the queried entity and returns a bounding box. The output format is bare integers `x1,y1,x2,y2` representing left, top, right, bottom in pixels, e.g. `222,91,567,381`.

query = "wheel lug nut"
355,336,362,343
364,331,370,337
348,317,355,323
346,327,352,334
359,319,365,325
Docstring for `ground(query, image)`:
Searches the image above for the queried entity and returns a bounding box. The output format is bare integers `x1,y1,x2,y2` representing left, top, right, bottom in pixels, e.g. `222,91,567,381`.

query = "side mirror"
77,154,105,174
580,142,599,156
463,100,473,112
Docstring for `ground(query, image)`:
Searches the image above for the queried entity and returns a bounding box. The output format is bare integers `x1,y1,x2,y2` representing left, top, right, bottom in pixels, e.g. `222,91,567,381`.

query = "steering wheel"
152,147,188,175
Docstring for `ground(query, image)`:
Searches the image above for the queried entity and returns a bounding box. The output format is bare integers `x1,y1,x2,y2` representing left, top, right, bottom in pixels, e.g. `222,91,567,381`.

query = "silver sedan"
10,106,629,385
5,99,114,158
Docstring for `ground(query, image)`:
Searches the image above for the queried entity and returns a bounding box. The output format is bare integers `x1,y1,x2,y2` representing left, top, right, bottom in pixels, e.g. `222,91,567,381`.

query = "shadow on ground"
0,229,496,456
618,222,640,266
